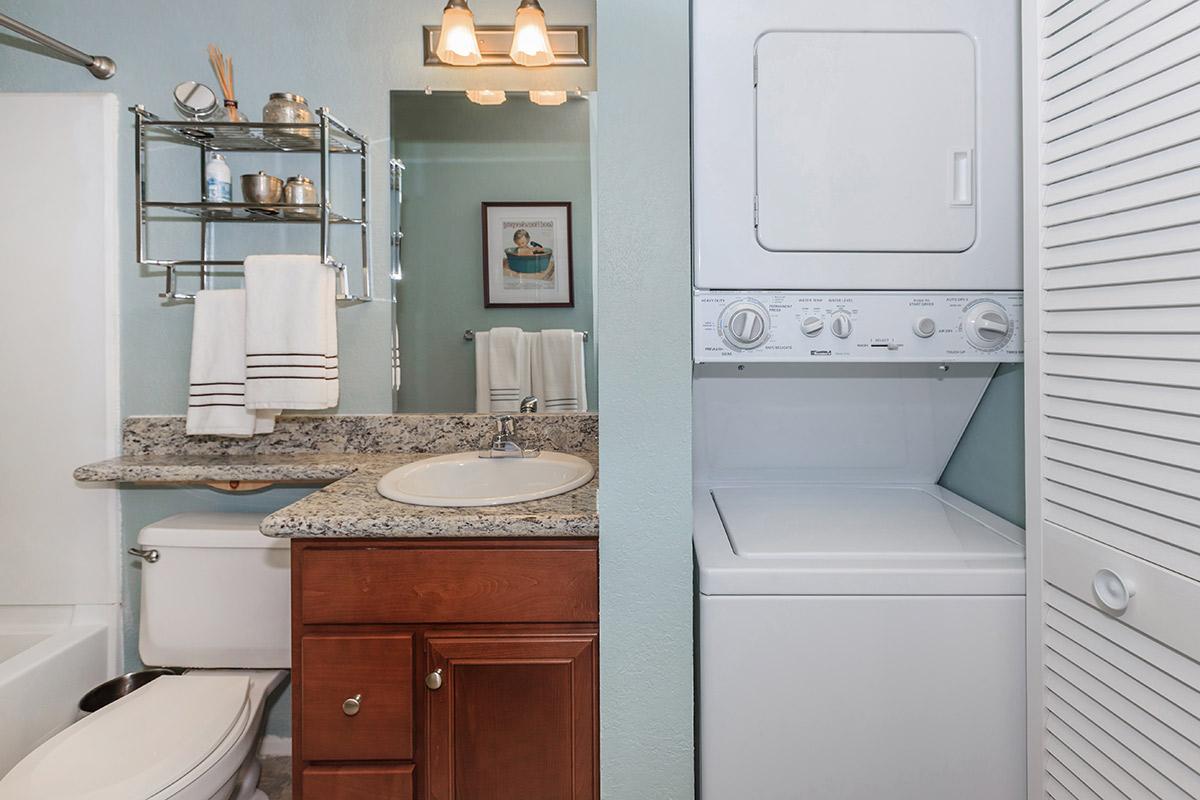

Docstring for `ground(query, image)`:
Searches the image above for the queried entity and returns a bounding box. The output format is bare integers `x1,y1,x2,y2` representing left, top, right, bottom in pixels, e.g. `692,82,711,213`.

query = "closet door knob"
425,668,444,690
1093,569,1136,615
342,694,362,716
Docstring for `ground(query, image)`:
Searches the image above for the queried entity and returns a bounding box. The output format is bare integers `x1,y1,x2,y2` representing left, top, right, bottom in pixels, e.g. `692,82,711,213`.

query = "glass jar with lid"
263,92,315,137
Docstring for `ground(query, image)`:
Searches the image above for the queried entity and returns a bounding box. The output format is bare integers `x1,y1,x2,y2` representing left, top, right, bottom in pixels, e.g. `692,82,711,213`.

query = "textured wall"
595,0,696,796
391,92,597,411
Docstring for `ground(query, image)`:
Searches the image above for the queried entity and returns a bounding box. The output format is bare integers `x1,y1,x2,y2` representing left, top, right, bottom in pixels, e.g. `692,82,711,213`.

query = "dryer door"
756,32,977,254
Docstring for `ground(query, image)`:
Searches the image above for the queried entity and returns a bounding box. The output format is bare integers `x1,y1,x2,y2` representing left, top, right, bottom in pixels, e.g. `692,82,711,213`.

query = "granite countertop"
258,452,599,538
74,414,600,539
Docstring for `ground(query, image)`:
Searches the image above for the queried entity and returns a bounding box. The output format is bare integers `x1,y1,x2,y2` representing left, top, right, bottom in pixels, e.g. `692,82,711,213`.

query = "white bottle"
204,153,232,203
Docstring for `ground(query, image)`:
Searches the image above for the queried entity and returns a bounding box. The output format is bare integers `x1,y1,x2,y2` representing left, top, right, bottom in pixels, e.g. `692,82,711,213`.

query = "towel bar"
464,329,588,342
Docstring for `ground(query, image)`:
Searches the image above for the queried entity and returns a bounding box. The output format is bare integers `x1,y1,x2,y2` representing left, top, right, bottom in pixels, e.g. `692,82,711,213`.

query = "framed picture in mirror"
482,201,574,307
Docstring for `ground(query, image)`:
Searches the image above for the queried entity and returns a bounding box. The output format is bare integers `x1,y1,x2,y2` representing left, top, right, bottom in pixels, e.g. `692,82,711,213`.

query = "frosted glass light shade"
510,3,555,66
529,90,567,106
466,89,507,106
436,5,483,66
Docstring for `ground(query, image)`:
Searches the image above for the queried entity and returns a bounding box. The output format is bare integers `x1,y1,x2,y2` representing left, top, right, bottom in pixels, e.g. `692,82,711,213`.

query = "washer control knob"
719,301,770,350
830,312,853,339
913,317,937,338
801,316,824,337
964,301,1012,350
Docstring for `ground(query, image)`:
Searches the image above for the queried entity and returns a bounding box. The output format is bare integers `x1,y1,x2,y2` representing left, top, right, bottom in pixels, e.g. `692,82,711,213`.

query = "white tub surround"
0,92,122,778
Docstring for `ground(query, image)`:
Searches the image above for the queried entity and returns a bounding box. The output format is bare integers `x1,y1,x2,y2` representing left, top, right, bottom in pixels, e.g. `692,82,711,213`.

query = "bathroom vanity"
76,413,600,800
290,537,597,800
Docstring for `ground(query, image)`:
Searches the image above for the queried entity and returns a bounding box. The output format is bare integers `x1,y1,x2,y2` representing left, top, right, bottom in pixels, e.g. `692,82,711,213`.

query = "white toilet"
0,513,290,800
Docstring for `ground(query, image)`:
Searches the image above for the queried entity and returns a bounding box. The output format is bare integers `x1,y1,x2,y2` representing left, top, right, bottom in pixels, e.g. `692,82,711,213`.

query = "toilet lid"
0,675,250,800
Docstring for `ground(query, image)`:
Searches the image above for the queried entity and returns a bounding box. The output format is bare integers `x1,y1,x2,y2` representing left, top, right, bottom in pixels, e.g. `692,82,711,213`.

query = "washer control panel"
694,292,1023,362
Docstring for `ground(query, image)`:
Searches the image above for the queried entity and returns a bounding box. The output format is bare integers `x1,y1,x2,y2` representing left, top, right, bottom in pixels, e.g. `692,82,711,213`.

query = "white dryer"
693,0,1021,291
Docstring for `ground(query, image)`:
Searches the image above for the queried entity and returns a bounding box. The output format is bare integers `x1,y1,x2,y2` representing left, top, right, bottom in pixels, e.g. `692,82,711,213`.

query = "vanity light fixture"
466,89,507,105
435,0,483,66
509,0,555,66
529,90,567,106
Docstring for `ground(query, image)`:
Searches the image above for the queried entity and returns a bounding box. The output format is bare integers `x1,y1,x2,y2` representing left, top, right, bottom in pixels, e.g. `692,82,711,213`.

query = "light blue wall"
392,92,597,411
596,1,695,797
940,364,1026,527
0,0,596,743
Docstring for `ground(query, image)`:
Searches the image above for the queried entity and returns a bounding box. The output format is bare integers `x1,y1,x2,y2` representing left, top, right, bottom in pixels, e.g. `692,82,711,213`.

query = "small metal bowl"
78,668,179,715
241,171,284,206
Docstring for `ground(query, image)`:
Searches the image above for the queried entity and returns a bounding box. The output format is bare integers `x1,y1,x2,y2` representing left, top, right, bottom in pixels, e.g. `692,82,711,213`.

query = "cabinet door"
425,634,597,800
1026,0,1200,797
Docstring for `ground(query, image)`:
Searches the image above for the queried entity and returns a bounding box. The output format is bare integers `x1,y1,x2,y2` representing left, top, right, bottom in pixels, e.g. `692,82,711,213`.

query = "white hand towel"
186,289,277,437
538,329,587,413
243,255,339,410
482,327,532,413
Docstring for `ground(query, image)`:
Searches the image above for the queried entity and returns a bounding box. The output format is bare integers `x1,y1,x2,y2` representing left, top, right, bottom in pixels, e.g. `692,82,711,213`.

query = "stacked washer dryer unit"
693,2,1026,799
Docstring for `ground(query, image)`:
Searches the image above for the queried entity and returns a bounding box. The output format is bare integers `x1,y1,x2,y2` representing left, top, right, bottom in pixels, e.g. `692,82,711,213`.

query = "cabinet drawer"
300,544,598,624
300,634,413,761
302,765,414,800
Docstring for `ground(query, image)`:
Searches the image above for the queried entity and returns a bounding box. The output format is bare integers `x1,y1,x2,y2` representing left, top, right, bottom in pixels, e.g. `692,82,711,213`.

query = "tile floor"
260,757,291,800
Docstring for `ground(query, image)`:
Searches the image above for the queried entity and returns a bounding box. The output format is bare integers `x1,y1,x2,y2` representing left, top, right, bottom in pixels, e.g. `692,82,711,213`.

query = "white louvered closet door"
1025,1,1200,799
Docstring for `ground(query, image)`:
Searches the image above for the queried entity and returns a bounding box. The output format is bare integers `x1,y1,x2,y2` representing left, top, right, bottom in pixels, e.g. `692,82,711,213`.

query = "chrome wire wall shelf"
132,105,372,303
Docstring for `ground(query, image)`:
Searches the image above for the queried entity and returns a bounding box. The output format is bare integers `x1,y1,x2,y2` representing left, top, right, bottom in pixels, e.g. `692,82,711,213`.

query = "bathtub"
0,607,112,778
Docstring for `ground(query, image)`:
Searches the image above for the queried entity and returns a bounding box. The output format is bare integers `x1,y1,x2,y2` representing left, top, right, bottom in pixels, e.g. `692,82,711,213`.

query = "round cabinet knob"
830,312,853,339
964,301,1012,351
719,301,770,350
913,317,937,338
425,668,444,691
342,694,362,716
801,316,824,337
1093,569,1136,615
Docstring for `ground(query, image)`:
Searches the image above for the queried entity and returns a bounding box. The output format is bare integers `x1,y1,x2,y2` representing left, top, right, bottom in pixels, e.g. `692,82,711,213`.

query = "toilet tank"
137,513,290,669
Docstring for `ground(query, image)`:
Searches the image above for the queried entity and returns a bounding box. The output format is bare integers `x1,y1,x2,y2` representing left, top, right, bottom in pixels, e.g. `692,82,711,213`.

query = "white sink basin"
377,452,595,507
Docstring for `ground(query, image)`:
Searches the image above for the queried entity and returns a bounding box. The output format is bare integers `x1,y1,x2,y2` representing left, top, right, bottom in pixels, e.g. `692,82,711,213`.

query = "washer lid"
714,485,1023,560
0,675,250,800
695,484,1026,595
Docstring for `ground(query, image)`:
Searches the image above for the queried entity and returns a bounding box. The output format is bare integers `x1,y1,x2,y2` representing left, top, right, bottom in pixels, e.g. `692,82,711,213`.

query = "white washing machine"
693,356,1027,800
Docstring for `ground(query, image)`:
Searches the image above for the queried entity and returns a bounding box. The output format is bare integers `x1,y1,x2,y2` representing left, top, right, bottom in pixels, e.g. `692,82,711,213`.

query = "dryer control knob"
801,316,824,337
830,312,853,339
720,301,770,350
964,301,1012,351
913,317,937,338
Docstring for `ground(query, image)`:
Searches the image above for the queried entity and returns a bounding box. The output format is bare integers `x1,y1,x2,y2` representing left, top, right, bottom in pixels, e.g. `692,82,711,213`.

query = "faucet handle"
496,415,515,436
520,396,540,413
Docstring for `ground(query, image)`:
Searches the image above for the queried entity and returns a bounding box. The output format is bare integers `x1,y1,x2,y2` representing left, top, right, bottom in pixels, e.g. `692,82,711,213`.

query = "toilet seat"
0,675,251,800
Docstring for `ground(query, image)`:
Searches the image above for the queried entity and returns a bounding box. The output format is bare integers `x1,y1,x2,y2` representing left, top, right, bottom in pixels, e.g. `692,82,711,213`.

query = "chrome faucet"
520,396,539,413
482,415,540,459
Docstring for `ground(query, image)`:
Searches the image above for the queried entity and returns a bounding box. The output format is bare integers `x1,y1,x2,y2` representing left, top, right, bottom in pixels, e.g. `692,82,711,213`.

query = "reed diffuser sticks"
207,44,241,122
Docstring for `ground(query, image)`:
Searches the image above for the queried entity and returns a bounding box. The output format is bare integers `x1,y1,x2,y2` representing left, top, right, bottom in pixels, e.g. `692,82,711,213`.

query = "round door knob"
801,316,824,337
1093,569,1136,615
913,317,937,338
342,694,362,716
425,668,444,691
719,301,769,350
964,301,1012,350
830,312,852,339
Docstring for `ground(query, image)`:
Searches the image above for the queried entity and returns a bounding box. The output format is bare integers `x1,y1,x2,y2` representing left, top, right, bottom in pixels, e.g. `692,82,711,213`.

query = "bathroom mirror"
390,89,597,412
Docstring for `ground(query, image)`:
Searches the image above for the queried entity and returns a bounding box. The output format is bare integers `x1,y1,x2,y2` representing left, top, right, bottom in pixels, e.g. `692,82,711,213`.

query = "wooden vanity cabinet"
291,538,599,800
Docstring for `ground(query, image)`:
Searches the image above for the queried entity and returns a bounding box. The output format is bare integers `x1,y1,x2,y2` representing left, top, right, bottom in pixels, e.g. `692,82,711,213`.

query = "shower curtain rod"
0,12,115,79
